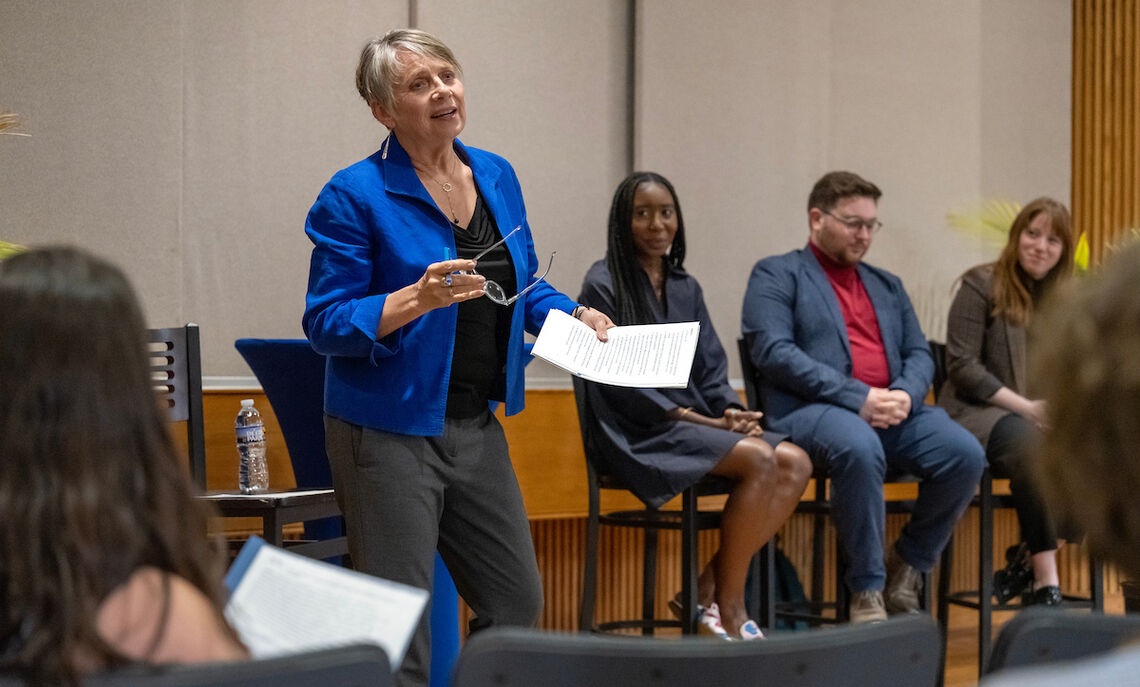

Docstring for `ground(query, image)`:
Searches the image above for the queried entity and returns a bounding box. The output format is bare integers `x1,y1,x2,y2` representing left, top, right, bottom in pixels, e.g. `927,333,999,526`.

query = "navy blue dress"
577,260,787,508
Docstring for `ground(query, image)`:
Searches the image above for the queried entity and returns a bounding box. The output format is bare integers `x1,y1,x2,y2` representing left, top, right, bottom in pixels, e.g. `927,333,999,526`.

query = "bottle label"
236,425,265,443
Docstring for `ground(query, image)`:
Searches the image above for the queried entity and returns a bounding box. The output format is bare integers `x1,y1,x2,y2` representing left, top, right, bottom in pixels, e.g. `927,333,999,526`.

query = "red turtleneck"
808,242,890,388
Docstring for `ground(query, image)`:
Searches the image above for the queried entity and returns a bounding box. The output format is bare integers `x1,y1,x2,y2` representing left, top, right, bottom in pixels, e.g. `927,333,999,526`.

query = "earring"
381,131,391,160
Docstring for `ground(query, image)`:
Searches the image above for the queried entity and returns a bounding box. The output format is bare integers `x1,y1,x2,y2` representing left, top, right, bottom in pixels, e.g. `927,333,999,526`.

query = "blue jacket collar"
381,134,503,204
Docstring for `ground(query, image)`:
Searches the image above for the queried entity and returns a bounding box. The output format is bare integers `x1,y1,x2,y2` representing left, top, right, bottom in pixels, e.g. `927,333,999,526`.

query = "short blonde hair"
355,29,462,111
1032,241,1140,578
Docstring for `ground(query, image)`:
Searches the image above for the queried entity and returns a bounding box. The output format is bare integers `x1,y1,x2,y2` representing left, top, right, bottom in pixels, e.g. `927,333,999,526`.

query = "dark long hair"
991,197,1074,326
605,172,686,325
0,247,234,685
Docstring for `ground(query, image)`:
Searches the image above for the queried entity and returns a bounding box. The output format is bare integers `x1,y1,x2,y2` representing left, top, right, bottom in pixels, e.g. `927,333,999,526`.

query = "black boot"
993,543,1033,604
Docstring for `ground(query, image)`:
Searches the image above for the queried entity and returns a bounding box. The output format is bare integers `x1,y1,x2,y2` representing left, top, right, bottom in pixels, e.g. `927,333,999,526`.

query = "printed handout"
531,309,699,388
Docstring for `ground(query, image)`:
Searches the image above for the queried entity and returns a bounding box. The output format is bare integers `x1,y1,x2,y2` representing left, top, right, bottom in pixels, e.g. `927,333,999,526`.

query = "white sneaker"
697,602,730,639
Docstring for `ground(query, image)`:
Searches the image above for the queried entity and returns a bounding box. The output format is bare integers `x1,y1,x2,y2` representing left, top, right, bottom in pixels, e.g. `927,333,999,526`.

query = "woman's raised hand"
415,259,484,311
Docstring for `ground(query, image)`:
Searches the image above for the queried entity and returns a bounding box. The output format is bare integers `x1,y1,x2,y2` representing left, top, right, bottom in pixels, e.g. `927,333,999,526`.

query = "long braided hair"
605,172,686,325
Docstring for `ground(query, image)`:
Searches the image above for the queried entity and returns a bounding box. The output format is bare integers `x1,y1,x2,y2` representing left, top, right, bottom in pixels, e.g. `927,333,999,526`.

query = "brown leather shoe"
849,590,887,624
884,547,923,615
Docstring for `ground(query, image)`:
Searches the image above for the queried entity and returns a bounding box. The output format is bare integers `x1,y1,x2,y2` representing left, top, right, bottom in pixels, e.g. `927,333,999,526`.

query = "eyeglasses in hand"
822,209,883,234
469,226,557,306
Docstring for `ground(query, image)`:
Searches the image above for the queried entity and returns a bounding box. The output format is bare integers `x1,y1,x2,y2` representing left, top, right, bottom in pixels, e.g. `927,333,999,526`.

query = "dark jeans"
780,403,986,592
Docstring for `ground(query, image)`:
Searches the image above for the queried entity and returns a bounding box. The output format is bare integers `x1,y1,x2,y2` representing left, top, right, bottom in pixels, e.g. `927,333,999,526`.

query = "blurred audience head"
0,246,226,684
1033,241,1140,578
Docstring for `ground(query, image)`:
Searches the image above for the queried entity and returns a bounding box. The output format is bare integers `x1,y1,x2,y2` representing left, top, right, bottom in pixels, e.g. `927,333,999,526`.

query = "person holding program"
741,171,985,624
578,172,812,639
302,29,613,687
938,197,1076,606
0,246,247,685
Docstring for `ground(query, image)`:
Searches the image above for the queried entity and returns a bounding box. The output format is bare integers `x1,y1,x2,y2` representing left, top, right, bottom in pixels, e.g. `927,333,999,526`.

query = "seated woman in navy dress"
577,172,812,639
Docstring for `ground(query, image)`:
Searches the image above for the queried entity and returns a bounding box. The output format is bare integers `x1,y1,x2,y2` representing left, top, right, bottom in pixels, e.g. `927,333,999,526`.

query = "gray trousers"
325,411,543,687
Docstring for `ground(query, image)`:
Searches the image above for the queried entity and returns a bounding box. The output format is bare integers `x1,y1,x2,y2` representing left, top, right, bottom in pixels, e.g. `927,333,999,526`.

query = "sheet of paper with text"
531,309,699,388
224,537,428,671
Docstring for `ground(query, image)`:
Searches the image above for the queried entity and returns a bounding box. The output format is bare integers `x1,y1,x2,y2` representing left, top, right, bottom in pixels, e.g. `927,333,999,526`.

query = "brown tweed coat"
936,264,1027,449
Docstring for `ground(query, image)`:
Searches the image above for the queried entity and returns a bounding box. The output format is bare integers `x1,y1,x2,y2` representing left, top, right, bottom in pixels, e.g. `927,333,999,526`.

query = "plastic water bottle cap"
241,399,254,407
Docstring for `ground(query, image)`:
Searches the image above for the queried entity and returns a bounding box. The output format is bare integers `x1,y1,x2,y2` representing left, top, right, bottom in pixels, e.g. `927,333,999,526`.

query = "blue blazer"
303,136,576,436
741,247,933,427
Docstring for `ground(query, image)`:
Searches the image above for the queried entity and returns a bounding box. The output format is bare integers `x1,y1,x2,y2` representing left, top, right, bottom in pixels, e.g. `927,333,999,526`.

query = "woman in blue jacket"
303,30,612,687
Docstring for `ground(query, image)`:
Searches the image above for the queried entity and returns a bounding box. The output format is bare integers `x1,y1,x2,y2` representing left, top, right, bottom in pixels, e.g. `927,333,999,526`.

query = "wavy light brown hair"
991,197,1074,327
0,247,233,685
1032,241,1140,578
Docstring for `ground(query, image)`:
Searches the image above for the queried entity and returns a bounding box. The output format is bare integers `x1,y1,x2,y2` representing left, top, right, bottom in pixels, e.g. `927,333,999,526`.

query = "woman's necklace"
415,155,461,225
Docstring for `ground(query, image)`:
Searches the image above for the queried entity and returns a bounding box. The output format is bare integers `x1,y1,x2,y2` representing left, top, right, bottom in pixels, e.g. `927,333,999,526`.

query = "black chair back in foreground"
986,608,1140,675
452,614,942,687
0,644,391,687
148,325,207,490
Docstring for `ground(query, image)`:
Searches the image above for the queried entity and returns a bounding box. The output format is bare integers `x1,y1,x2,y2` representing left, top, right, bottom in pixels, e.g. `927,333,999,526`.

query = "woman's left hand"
577,307,615,342
722,408,764,436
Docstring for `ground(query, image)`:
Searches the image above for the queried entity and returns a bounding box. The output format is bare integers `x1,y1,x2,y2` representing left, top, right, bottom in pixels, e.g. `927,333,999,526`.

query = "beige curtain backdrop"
0,0,1071,382
1073,0,1140,264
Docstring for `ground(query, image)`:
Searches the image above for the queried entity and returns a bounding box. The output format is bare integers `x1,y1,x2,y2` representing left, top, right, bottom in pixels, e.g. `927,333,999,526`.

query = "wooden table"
202,488,348,561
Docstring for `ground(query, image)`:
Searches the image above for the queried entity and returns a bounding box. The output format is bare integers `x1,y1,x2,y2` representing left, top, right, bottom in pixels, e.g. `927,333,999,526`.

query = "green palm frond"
1074,233,1090,273
946,198,1021,251
0,240,26,260
0,111,30,137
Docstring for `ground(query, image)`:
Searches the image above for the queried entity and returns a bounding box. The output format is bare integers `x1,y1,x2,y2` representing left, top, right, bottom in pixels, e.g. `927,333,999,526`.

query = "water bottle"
235,399,269,494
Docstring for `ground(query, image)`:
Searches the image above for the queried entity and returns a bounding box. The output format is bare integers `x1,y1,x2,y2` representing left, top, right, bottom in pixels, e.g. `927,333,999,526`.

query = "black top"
446,195,516,418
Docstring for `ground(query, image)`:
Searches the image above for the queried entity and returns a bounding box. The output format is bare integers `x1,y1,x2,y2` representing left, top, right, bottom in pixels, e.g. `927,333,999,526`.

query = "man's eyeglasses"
470,226,556,306
822,209,883,234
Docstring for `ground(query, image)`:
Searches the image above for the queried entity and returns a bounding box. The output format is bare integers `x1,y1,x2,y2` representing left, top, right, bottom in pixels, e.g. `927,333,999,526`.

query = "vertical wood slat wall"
1073,0,1140,262
460,509,1121,633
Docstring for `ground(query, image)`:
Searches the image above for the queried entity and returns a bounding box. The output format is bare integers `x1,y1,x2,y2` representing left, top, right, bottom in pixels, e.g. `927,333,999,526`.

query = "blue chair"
234,339,459,687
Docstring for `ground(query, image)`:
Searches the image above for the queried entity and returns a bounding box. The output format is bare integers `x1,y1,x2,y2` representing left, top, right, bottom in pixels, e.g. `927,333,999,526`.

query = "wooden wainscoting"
201,387,1124,634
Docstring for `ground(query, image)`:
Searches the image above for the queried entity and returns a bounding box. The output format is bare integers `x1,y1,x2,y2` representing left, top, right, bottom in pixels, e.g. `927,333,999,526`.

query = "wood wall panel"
203,388,1123,634
1073,0,1140,262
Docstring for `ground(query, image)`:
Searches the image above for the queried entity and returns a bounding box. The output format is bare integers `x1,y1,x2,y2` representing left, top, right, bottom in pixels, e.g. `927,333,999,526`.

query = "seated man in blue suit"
741,171,985,624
